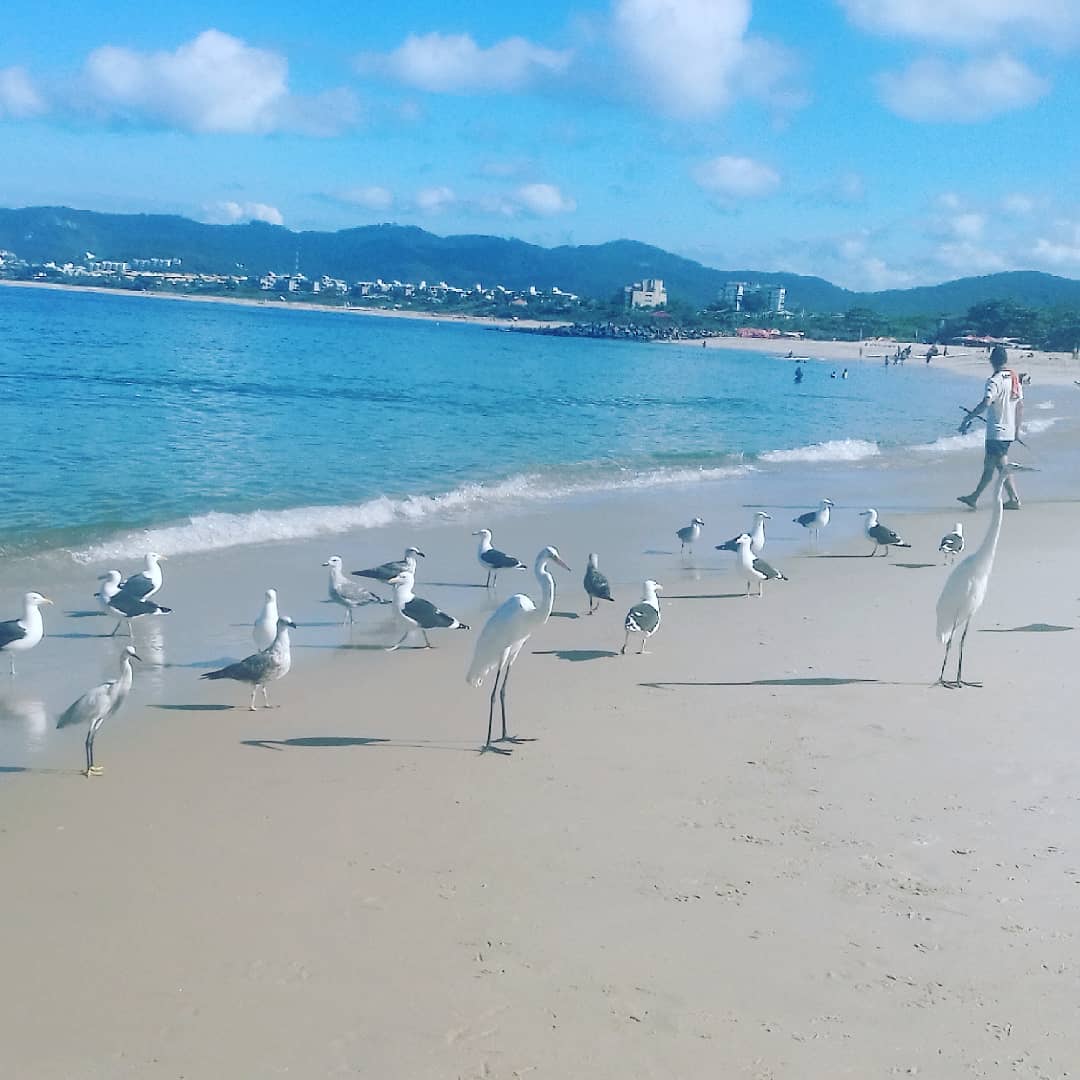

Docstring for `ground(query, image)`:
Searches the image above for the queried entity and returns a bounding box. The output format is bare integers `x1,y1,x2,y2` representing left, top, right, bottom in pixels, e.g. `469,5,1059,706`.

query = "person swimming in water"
794,367,804,383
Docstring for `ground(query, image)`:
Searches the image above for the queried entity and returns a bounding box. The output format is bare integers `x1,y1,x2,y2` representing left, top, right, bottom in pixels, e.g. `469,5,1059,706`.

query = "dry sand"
1,405,1079,1077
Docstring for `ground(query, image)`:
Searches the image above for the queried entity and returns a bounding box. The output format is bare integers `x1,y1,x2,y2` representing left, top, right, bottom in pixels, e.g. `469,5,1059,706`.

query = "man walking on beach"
957,345,1023,510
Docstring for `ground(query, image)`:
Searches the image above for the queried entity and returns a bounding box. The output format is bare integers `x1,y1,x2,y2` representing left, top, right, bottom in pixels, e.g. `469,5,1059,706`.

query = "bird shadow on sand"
644,549,676,556
550,611,579,620
810,553,871,560
162,657,237,669
425,581,490,589
533,649,619,662
892,562,938,570
981,623,1074,633
241,735,472,754
153,703,235,711
0,764,83,776
295,642,389,651
640,676,882,690
65,609,107,619
664,592,746,600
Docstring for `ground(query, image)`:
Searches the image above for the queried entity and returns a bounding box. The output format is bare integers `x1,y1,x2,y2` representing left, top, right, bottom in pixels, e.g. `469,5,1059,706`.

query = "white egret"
472,528,526,588
253,588,279,650
860,509,912,557
0,592,53,675
622,580,663,654
936,479,1005,689
201,616,296,710
57,644,140,777
323,556,387,625
938,523,965,563
676,518,705,553
352,546,426,584
733,533,788,597
386,569,469,650
466,546,571,753
793,499,833,544
717,512,770,555
583,553,614,614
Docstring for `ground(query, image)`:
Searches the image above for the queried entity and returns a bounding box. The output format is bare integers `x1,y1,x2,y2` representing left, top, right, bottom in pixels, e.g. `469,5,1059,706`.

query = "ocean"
0,284,1015,563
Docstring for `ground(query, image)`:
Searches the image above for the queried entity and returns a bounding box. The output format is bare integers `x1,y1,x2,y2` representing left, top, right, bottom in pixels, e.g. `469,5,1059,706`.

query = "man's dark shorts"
985,439,1012,459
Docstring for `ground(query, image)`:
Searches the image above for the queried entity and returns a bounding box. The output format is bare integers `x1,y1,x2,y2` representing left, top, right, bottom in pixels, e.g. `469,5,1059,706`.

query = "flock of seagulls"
4,479,1013,772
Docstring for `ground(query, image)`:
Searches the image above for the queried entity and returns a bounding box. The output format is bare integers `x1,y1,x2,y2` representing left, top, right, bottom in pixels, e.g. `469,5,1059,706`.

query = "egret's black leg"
937,628,956,687
481,663,510,754
957,622,981,687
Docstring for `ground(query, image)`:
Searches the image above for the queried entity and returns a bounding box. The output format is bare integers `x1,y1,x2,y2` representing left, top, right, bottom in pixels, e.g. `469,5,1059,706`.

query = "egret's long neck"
117,656,134,695
971,485,1005,573
535,557,556,624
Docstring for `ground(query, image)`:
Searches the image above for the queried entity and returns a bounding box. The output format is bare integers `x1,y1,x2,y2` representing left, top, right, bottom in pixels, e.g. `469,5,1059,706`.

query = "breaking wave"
759,438,881,464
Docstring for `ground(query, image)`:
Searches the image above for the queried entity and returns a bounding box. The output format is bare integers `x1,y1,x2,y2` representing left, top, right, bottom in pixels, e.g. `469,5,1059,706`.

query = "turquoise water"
0,285,980,559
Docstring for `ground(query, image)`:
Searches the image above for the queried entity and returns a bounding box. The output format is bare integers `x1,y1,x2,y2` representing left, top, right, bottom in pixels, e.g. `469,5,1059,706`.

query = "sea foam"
759,438,881,464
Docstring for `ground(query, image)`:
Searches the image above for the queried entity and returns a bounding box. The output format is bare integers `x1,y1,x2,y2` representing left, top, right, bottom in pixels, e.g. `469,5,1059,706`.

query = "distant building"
723,281,786,313
625,278,667,309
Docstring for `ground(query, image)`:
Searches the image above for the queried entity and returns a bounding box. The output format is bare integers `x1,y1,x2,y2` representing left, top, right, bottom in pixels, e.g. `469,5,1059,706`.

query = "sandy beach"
1,409,1078,1077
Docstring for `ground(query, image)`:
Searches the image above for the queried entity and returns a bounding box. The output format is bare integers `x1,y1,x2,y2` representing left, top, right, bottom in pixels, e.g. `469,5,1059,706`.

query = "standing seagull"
323,556,387,625
936,479,1006,688
201,616,296,710
0,592,53,675
253,588,279,650
118,553,166,603
622,580,663,654
676,517,705,553
386,569,470,650
860,509,912,557
95,570,123,613
733,533,788,597
105,591,172,639
352,546,425,584
467,546,571,753
472,529,527,588
938,523,965,564
793,499,834,544
57,644,140,777
583,552,614,613
717,512,771,555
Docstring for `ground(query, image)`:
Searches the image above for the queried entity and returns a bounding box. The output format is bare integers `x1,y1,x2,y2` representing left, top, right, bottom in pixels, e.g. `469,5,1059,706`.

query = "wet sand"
1,415,1079,1076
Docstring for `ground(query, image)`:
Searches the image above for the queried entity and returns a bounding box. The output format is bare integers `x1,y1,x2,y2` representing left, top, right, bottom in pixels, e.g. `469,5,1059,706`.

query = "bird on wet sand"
201,616,296,710
733,533,788,597
386,569,469,650
583,552,614,613
352,546,425,585
253,588,279,650
323,556,387,625
938,523,965,564
467,546,570,753
622,580,663,654
676,518,705,554
0,592,53,675
793,499,833,544
860,509,912,557
95,570,123,613
57,645,140,777
117,553,166,603
717,511,770,555
473,528,527,588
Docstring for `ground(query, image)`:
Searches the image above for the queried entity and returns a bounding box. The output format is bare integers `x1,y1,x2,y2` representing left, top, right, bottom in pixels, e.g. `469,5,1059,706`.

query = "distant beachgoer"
943,346,948,357
830,370,837,378
794,367,804,383
841,368,848,379
957,345,1023,510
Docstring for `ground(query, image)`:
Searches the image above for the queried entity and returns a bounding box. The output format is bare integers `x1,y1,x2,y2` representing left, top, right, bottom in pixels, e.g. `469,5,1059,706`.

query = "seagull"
860,509,912,557
938,523,965,564
323,556,388,624
676,518,705,553
0,592,53,675
793,499,833,543
716,511,770,555
117,553,166,603
472,528,527,588
105,590,172,639
386,569,469,650
253,588,279,650
467,546,571,753
622,580,663,654
583,552,614,614
352,546,426,584
733,533,788,597
936,479,1006,688
95,570,123,613
57,645,140,777
200,616,296,710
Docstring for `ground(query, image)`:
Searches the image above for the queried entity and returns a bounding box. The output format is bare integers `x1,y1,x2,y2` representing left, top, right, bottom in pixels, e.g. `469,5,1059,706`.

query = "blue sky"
2,0,1079,289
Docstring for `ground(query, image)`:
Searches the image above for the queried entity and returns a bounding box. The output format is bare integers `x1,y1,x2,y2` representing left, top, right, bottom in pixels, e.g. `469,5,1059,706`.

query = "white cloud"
611,0,795,116
934,240,1007,273
362,33,571,93
1031,220,1080,267
414,186,457,213
692,155,780,200
203,201,284,226
81,29,357,135
838,0,1080,47
1001,193,1036,215
514,182,575,216
339,185,394,212
0,66,46,118
877,54,1048,121
949,212,986,241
